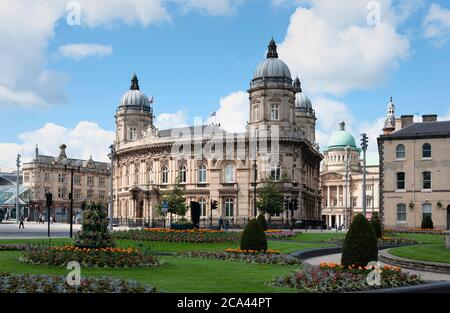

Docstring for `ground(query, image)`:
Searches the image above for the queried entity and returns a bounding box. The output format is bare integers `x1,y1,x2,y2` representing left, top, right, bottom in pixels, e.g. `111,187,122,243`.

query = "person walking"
18,215,25,229
218,216,223,230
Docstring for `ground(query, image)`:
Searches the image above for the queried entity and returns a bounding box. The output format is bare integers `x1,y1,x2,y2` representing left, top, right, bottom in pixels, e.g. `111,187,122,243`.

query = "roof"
381,121,450,140
25,155,109,170
325,130,358,151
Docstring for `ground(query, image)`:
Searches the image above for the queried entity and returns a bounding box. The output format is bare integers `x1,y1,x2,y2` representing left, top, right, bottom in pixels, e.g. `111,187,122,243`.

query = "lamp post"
108,144,115,231
360,133,369,218
344,145,351,230
16,154,21,223
63,160,80,238
253,160,257,217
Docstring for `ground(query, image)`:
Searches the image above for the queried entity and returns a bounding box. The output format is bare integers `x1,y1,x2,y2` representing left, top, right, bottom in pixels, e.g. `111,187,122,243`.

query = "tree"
160,177,188,218
256,178,284,224
240,219,268,251
257,214,268,231
341,214,378,267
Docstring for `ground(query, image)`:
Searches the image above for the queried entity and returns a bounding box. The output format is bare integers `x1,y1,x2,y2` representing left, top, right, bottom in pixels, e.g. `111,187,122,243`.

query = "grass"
387,233,445,245
0,251,300,293
389,244,450,264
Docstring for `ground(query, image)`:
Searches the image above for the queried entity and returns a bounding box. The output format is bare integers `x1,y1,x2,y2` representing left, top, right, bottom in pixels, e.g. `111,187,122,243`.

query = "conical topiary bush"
257,214,268,231
74,202,115,248
240,219,268,251
341,214,378,267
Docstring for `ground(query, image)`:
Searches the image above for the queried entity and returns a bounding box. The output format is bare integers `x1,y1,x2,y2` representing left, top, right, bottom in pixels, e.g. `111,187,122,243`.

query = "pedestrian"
18,215,25,229
218,216,223,230
224,218,229,230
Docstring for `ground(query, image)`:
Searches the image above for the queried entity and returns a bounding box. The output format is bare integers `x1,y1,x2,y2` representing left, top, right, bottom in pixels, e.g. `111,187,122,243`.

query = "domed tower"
248,38,297,131
293,77,316,144
115,73,154,145
322,122,361,173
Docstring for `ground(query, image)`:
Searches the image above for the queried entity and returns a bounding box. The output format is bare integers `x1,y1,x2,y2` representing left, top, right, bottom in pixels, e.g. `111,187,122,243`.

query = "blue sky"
0,0,450,169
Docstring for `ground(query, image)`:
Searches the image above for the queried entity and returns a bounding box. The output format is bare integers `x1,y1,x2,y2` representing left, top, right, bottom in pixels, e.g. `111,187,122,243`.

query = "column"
327,186,330,208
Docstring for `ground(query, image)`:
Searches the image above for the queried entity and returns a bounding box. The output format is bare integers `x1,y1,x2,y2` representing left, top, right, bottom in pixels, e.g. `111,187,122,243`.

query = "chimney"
395,118,402,131
57,144,67,161
400,115,414,129
422,114,438,122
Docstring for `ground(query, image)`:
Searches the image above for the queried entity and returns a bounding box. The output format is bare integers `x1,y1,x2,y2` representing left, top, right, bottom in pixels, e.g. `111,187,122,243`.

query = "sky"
1,0,450,170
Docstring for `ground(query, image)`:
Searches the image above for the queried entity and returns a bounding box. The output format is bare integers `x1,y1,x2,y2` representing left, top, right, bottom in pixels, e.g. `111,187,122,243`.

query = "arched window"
224,164,234,183
162,166,169,184
225,198,234,217
199,197,207,217
134,164,139,185
178,165,187,183
198,164,207,183
396,144,405,159
147,167,153,184
270,162,281,181
422,143,431,158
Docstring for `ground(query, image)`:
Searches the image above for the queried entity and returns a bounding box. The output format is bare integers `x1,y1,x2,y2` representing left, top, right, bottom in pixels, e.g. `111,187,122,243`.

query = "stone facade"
378,107,450,229
112,40,323,223
22,144,110,222
320,122,379,228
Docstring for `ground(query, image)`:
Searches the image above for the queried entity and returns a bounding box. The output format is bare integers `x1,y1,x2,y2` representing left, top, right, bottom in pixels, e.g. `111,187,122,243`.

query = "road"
0,222,82,238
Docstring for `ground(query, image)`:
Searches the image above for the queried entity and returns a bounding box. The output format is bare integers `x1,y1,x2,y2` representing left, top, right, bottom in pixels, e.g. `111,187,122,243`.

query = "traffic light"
211,200,218,210
45,193,52,207
293,198,299,211
360,133,369,152
284,199,290,211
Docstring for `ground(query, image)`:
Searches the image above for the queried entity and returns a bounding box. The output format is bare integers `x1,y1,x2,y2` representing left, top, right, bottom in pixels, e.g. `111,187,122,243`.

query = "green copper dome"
326,122,358,151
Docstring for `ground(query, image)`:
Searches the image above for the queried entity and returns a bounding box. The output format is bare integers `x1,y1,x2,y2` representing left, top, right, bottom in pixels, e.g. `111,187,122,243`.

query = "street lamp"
253,160,257,217
344,145,351,230
16,154,21,223
360,133,369,218
108,144,115,231
63,159,80,238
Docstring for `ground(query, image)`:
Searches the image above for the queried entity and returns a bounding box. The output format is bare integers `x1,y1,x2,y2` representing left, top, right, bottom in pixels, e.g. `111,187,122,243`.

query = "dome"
326,122,358,150
252,38,292,82
118,73,152,111
295,92,312,112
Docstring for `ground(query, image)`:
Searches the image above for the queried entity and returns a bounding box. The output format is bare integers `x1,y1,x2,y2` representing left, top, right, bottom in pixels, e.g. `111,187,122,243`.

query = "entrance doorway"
331,215,336,228
136,200,144,219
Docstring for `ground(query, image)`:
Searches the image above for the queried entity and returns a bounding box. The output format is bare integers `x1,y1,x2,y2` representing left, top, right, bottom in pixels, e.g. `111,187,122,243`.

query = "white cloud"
423,3,450,46
155,110,188,130
0,121,115,169
174,0,245,15
277,0,410,96
206,91,248,133
58,44,113,60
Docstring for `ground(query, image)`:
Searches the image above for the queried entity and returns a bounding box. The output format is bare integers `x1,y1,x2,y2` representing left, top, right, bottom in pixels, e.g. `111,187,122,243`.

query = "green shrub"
421,216,434,229
370,214,382,239
341,214,378,267
240,219,268,251
257,214,268,231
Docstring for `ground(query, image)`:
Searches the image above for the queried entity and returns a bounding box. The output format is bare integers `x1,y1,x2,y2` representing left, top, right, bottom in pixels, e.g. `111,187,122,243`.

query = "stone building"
378,99,450,229
22,144,110,222
112,39,323,223
320,122,379,228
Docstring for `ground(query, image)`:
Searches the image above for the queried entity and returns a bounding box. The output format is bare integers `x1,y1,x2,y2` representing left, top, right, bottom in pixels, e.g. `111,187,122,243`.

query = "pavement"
304,252,450,281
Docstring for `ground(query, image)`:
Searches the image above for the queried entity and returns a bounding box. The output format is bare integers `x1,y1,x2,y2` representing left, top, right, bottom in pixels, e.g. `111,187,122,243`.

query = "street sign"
162,201,169,214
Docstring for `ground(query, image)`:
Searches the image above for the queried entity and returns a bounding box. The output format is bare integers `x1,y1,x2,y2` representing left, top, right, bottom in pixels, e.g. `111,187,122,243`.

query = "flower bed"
0,273,159,293
329,237,418,246
0,244,32,251
113,228,241,243
384,227,446,235
264,230,296,240
20,245,160,268
177,250,301,265
272,263,424,293
225,248,281,254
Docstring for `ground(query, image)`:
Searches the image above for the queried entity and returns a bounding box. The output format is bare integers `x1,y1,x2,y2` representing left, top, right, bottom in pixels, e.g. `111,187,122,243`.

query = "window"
87,190,94,200
396,144,405,159
422,143,431,158
44,172,51,183
422,203,432,221
74,189,81,200
397,203,406,222
58,188,65,199
422,172,432,190
352,197,358,207
98,190,106,201
270,162,281,181
162,166,169,184
134,165,139,184
198,164,207,183
224,164,234,183
148,168,153,184
129,127,137,141
396,172,405,190
58,174,65,183
270,104,279,120
74,175,81,185
87,176,94,186
178,165,187,183
253,106,259,122
225,198,234,217
98,177,105,187
199,198,207,217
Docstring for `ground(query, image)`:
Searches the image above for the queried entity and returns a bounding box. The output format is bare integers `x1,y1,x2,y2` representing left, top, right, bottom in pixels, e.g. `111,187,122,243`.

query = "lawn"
388,233,445,245
389,244,450,264
0,251,301,293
